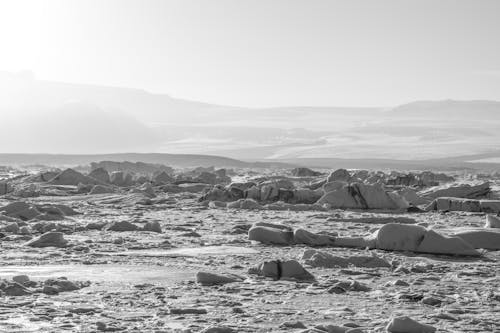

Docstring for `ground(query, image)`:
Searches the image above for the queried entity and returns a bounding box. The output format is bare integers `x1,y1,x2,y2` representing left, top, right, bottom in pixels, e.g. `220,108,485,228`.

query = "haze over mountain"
1,71,500,163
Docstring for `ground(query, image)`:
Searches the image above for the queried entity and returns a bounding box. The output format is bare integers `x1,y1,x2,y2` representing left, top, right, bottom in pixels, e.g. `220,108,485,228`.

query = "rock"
327,168,351,182
485,215,500,228
0,181,12,195
31,221,56,233
200,185,240,202
113,237,124,244
0,201,41,220
407,206,424,213
229,181,257,193
135,182,156,198
230,224,251,234
426,197,500,213
44,278,81,292
170,308,207,315
251,222,480,256
303,250,391,269
392,279,410,287
201,326,235,333
384,171,452,188
194,171,218,184
88,167,110,183
89,185,115,195
323,181,348,193
317,183,408,210
416,229,480,255
375,224,427,252
375,223,480,256
260,184,280,202
180,231,201,237
76,182,93,193
227,198,262,210
110,171,134,187
196,272,242,286
346,255,392,268
135,196,153,205
110,171,125,186
68,307,96,314
386,173,423,187
454,230,500,250
42,285,60,295
249,259,315,281
47,204,79,216
328,280,371,293
290,188,323,204
397,188,430,206
264,202,327,212
1,201,31,215
25,232,68,248
208,201,227,208
1,282,31,296
48,168,103,186
280,321,307,329
244,186,261,201
96,322,107,331
142,221,162,233
215,169,233,184
107,221,139,232
12,183,41,197
480,200,500,213
313,324,351,333
18,226,31,235
35,204,76,220
386,316,436,333
153,171,174,185
309,179,327,190
291,167,321,177
91,161,173,177
214,168,227,178
302,249,349,268
259,179,295,202
135,175,150,184
12,275,30,285
422,296,442,306
248,223,294,245
25,170,60,183
419,171,455,186
4,222,19,233
419,182,490,199
294,229,336,246
426,197,482,212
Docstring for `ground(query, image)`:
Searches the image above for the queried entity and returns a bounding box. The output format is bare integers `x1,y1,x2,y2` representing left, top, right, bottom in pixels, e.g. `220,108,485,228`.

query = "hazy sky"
0,0,499,107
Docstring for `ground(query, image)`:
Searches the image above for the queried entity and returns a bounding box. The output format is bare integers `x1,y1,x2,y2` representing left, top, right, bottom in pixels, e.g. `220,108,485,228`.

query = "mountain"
0,101,159,154
272,151,500,172
389,100,500,119
1,71,500,162
0,153,294,169
0,71,380,127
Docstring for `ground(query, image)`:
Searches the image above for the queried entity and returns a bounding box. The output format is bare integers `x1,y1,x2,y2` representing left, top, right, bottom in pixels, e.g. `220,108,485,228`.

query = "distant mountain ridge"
1,151,499,173
1,71,500,161
0,153,294,169
389,99,500,118
273,150,500,172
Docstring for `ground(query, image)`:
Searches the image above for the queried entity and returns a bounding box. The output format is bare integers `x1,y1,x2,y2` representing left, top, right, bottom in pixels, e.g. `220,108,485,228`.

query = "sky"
0,0,499,107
